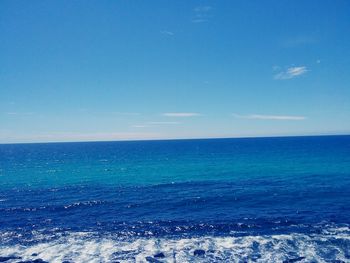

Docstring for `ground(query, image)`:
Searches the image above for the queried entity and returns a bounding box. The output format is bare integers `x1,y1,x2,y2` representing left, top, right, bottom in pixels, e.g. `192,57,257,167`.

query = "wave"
0,225,349,262
0,200,109,213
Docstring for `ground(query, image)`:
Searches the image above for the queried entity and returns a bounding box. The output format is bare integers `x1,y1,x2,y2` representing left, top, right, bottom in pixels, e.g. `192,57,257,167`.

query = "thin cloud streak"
162,112,201,117
192,5,212,23
194,6,212,12
147,121,181,125
5,112,34,116
274,66,308,80
132,121,181,128
160,30,174,36
233,114,306,120
283,36,317,47
112,112,140,116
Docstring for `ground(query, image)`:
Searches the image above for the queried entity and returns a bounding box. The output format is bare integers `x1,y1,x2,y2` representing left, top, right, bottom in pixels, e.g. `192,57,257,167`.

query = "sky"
1,0,350,143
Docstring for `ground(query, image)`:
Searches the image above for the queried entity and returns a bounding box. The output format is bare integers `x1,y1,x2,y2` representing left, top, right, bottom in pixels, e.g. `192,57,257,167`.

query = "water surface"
0,136,349,262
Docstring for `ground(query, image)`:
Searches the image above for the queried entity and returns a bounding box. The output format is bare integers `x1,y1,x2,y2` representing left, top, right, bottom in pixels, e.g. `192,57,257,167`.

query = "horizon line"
0,133,349,145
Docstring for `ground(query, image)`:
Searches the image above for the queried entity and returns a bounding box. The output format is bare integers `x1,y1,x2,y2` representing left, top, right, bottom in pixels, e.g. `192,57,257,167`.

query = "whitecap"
0,225,349,262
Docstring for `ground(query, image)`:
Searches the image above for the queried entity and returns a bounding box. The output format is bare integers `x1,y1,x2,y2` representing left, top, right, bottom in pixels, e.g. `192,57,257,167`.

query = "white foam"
0,226,349,262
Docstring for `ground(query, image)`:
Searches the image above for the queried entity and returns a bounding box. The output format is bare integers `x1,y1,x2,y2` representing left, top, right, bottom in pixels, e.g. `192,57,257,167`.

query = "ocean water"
0,135,349,262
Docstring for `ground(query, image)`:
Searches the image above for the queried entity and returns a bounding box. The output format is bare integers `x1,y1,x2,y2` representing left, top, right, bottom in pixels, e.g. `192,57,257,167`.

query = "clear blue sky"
1,0,350,143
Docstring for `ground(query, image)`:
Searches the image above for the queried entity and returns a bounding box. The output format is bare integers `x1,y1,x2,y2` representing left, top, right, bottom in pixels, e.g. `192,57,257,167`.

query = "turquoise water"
1,136,349,188
0,136,349,262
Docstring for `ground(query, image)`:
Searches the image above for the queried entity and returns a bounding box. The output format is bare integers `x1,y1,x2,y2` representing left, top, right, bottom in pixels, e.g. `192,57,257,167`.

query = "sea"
0,135,349,263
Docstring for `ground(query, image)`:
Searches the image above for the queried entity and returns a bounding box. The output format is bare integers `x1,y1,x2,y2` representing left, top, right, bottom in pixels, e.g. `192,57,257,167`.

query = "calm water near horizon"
0,135,350,262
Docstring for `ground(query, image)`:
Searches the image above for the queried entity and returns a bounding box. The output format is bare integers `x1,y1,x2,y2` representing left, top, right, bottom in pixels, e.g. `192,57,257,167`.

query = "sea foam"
0,225,349,262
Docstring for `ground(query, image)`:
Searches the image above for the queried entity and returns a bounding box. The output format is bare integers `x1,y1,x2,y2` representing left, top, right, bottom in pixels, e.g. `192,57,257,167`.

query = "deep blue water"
0,136,350,262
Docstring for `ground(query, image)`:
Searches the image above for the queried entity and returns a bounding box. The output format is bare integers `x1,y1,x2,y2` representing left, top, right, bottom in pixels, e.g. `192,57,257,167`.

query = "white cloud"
274,66,308,80
147,121,181,125
160,30,174,36
162,112,201,117
6,112,34,115
283,36,317,47
233,114,306,121
192,5,212,23
112,112,140,116
194,6,212,12
131,121,181,128
192,19,208,23
122,112,197,130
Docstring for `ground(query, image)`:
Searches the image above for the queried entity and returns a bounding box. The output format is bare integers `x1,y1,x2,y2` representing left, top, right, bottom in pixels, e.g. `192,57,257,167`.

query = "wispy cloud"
274,66,308,80
162,112,201,117
147,121,181,125
272,65,280,71
233,114,306,121
5,112,34,116
283,36,317,48
160,30,174,36
192,5,212,23
112,112,140,116
132,121,181,128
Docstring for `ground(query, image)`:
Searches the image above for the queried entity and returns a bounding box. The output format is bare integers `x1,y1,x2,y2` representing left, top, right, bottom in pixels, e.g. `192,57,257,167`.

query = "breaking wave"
0,225,349,262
